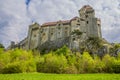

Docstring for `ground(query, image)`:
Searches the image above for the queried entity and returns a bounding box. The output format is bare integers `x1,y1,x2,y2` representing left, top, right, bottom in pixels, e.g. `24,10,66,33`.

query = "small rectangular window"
73,38,75,41
65,27,68,30
86,21,89,24
98,24,100,26
51,33,53,35
86,15,88,18
34,34,36,37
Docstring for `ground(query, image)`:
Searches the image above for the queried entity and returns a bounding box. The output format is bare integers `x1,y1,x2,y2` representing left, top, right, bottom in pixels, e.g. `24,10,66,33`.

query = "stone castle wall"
11,5,102,51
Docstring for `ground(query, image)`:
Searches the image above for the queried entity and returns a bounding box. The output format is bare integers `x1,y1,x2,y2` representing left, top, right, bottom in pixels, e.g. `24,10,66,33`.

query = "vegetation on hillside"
0,45,120,74
0,43,4,49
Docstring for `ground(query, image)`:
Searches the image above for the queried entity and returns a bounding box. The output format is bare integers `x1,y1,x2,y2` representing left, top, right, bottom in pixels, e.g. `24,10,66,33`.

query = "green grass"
0,73,120,80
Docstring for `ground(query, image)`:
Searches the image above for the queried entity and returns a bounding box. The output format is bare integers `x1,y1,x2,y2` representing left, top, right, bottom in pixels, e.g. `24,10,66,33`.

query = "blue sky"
0,0,120,47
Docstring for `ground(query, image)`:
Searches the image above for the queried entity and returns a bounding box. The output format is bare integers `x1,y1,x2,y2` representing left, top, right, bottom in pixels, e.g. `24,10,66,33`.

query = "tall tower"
78,5,102,38
79,5,95,19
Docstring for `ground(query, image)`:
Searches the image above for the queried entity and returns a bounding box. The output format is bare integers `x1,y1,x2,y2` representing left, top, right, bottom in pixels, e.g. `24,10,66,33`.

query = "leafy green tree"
83,37,103,55
81,52,95,73
37,52,68,73
0,43,4,49
102,54,116,73
55,45,71,56
94,55,105,73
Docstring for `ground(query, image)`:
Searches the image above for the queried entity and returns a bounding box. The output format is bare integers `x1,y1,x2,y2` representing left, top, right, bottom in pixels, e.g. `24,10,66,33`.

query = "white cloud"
0,0,120,47
0,0,31,47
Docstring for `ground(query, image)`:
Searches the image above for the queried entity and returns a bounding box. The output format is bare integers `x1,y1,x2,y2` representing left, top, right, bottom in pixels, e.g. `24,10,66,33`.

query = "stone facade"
10,5,102,52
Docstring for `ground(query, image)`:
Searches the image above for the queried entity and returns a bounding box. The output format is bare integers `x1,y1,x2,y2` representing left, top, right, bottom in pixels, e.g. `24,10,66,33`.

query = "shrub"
1,46,120,74
55,45,71,56
20,60,36,72
81,52,95,73
64,65,78,74
67,54,76,65
36,57,45,72
102,54,116,73
2,62,22,74
111,60,120,73
94,55,105,73
0,62,4,73
37,52,67,73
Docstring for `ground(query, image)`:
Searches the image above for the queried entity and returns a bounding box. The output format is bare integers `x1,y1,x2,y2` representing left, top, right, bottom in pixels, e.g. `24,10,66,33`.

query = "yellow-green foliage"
37,52,68,73
0,48,36,73
0,46,120,74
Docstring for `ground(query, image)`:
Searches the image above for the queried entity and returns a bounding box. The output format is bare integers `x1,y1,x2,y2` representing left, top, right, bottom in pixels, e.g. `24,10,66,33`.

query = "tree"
83,37,103,55
0,43,4,49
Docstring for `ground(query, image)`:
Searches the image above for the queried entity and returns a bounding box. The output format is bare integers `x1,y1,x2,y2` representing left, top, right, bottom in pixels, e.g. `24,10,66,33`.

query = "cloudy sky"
0,0,120,47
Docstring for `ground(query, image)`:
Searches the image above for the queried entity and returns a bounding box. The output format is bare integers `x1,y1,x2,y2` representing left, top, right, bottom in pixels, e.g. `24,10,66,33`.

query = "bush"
67,54,76,65
20,60,36,72
2,62,22,74
64,65,78,74
37,52,67,73
81,52,95,73
94,55,105,73
55,45,71,56
0,62,4,73
36,57,45,72
111,60,120,73
1,46,120,74
102,54,116,73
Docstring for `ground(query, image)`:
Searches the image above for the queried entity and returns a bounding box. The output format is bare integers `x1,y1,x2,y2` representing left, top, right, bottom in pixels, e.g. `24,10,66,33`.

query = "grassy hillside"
0,73,120,80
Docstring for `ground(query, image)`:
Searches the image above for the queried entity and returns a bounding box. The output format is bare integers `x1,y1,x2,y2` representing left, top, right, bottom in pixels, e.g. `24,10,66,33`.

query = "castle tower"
79,5,102,38
27,23,40,50
79,5,95,19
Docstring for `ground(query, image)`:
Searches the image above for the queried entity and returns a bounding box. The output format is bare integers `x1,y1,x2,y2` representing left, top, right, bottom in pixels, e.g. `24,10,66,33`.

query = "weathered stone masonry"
9,5,102,52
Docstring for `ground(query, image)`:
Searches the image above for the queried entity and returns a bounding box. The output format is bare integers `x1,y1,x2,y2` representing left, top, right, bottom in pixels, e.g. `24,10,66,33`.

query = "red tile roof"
41,22,57,27
41,17,79,27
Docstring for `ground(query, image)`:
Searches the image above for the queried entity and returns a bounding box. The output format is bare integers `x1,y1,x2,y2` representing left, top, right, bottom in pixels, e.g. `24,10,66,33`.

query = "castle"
8,5,102,52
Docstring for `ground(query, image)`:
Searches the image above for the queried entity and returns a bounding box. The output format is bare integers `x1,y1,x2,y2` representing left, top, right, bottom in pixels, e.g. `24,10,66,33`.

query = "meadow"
0,73,120,80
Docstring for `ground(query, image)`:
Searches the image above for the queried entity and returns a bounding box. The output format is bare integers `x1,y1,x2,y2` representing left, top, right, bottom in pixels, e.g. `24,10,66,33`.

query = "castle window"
86,15,88,18
77,24,80,26
43,33,45,36
80,18,85,21
58,24,60,26
77,20,80,22
34,34,36,37
51,33,53,35
65,27,68,29
86,21,89,24
73,38,75,41
98,24,100,26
